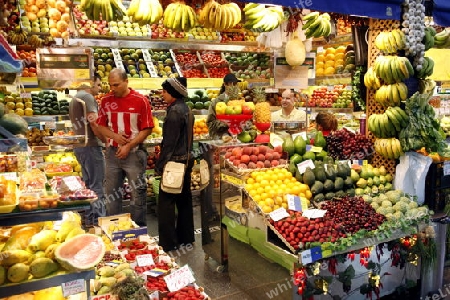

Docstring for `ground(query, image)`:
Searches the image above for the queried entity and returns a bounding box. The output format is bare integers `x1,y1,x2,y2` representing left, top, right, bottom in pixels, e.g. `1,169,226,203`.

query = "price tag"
62,176,84,191
297,159,315,174
300,246,322,264
164,265,196,292
269,207,289,221
302,209,327,219
310,146,323,153
149,290,159,300
220,173,243,186
145,61,158,78
287,194,302,212
136,254,155,267
45,121,56,130
61,279,85,297
0,172,17,182
115,60,125,70
444,161,450,176
20,92,31,98
291,131,307,141
142,49,152,61
110,48,122,61
158,254,173,264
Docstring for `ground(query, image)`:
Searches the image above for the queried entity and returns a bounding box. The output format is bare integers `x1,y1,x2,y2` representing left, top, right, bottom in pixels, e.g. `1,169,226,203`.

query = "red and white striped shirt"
97,89,154,147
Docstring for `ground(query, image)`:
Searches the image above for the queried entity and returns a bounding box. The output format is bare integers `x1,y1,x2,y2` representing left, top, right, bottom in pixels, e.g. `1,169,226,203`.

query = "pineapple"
226,85,245,107
253,86,270,123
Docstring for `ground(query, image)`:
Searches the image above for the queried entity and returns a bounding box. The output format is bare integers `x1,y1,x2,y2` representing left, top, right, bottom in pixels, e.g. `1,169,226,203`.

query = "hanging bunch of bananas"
7,27,28,45
418,78,436,96
415,56,434,79
374,29,406,54
198,0,242,31
80,0,127,21
163,2,197,32
302,11,332,38
368,106,409,139
127,0,163,26
373,55,414,84
28,35,44,48
363,66,382,90
243,3,285,32
433,29,450,48
374,83,408,108
422,27,436,51
374,138,404,160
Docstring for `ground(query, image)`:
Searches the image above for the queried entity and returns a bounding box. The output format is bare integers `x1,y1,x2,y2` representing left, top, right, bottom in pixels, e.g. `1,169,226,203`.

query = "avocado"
288,161,297,175
314,167,327,182
310,181,324,195
293,135,306,156
325,192,335,200
325,164,336,180
323,179,334,192
302,167,315,186
334,177,344,190
313,193,325,203
346,188,355,196
290,153,302,165
344,176,354,189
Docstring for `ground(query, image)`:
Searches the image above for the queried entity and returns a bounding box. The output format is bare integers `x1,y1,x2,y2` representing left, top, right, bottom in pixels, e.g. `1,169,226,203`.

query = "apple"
242,106,253,115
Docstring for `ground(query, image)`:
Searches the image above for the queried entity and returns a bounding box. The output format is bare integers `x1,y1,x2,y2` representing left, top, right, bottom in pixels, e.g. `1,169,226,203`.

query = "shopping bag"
199,159,210,186
161,161,186,194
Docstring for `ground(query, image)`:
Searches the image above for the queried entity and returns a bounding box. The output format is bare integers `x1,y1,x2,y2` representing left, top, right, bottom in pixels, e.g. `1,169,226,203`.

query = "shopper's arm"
86,112,106,143
96,125,129,145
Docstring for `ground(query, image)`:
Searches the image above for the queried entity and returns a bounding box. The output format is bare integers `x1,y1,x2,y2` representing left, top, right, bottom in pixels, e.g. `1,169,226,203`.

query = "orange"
305,190,312,200
246,178,255,184
265,198,274,207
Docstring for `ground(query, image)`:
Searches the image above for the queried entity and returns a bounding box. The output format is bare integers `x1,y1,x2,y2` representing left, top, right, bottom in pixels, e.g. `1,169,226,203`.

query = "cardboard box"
99,213,147,241
225,196,248,226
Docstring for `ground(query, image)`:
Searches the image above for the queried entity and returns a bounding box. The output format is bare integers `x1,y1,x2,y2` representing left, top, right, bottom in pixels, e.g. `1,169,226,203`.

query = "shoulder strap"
186,109,193,164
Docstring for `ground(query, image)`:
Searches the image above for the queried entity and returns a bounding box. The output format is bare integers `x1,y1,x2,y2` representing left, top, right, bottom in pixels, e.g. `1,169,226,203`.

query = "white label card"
302,209,327,219
269,207,290,221
136,254,155,267
287,194,302,212
62,176,83,191
444,161,450,176
0,172,17,182
164,265,196,292
292,131,307,141
45,121,56,130
62,279,85,297
310,146,323,153
297,159,315,174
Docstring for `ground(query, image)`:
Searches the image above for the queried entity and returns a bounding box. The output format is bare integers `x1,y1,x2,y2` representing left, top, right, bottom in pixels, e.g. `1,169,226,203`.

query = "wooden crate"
366,19,400,175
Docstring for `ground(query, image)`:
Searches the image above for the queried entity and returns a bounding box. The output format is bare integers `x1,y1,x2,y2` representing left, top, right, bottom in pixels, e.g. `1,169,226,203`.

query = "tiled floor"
145,199,450,300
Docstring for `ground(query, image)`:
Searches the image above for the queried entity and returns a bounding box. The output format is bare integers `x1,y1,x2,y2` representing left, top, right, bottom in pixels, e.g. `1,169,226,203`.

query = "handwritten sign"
62,176,84,191
302,209,327,219
136,254,155,267
164,265,196,292
62,279,85,297
297,159,315,174
269,207,289,221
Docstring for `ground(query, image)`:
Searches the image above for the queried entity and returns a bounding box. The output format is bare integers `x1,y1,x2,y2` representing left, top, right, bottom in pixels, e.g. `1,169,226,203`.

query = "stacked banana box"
98,213,147,241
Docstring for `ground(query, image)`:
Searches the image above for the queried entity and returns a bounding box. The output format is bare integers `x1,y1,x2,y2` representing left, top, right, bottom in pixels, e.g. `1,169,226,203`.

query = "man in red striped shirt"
97,68,154,226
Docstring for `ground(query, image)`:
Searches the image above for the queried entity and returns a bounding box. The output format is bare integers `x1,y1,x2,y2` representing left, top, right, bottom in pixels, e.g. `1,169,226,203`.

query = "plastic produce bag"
394,151,432,204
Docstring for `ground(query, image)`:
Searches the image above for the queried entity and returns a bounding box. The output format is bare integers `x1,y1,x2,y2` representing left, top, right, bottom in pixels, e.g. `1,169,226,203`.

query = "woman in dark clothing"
155,77,195,252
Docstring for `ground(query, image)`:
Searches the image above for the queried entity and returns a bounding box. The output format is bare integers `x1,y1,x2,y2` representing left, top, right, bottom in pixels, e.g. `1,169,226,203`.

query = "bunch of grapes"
326,128,374,160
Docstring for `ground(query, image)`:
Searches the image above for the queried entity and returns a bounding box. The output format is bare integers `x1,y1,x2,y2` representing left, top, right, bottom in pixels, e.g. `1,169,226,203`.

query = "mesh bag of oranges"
193,118,209,139
244,168,312,214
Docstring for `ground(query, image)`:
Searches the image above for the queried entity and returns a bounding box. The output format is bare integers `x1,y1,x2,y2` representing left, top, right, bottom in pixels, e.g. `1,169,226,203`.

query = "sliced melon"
55,234,105,272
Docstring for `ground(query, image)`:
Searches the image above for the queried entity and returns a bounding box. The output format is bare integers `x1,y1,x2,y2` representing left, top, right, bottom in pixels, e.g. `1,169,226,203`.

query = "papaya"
7,263,29,283
30,257,59,278
314,131,327,148
2,226,40,251
334,177,344,190
288,161,297,175
314,167,327,182
293,135,307,156
323,179,334,192
302,151,316,161
325,165,336,180
28,230,57,252
325,192,336,200
282,135,295,157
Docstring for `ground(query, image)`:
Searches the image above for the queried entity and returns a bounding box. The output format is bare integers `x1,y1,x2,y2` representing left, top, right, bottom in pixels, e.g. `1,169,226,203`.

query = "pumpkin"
285,32,306,67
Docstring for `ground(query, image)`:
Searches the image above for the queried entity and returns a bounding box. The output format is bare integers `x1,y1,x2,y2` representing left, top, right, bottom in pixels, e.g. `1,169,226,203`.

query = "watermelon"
0,113,28,134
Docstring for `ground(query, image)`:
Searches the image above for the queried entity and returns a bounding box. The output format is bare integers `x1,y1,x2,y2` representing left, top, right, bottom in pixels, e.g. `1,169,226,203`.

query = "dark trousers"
157,167,195,251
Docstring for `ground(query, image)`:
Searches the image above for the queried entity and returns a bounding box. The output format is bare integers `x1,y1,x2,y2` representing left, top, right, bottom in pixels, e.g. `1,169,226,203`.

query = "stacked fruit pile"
150,50,178,78
326,128,373,160
174,51,207,78
17,49,37,77
224,144,286,171
200,51,230,78
193,118,209,139
25,127,52,147
92,48,115,80
149,20,187,39
307,85,352,108
225,52,272,80
185,89,211,110
189,26,219,41
72,5,109,36
244,167,311,214
2,92,33,116
92,263,136,295
353,163,394,195
109,19,150,37
315,45,355,76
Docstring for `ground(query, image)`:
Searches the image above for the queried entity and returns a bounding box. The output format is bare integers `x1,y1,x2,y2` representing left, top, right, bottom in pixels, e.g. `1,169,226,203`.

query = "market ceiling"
250,0,450,27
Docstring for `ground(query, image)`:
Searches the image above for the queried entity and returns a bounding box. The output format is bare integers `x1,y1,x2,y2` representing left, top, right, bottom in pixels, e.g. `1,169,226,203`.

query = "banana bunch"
374,83,408,108
302,11,332,39
127,0,163,26
373,55,414,84
374,138,404,160
363,66,381,90
199,0,242,31
80,0,127,21
163,2,197,32
368,106,408,138
374,29,406,53
28,35,44,48
418,78,436,95
243,3,284,32
433,28,450,48
416,56,434,79
422,27,436,51
7,27,28,45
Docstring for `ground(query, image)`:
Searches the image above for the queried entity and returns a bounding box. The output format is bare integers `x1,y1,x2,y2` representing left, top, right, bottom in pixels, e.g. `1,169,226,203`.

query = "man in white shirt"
271,89,306,122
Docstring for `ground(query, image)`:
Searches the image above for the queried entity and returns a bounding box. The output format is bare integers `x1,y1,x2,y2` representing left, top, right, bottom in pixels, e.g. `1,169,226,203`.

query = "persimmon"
55,0,66,13
29,5,39,14
48,8,61,20
49,19,57,28
26,0,35,6
47,0,56,7
56,20,68,32
36,8,46,18
26,12,37,21
61,12,70,23
35,0,46,8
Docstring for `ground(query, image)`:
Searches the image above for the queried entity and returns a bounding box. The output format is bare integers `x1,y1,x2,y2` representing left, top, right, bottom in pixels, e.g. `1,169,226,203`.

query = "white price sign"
62,279,85,297
62,176,83,191
287,194,302,212
297,159,315,174
269,207,289,222
164,265,196,292
136,254,155,267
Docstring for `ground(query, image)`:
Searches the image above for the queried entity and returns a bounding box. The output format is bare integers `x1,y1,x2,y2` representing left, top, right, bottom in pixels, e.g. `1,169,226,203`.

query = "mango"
97,265,115,277
7,262,29,283
55,220,79,243
30,257,59,278
2,226,39,251
65,227,85,241
44,243,59,260
99,276,117,287
0,250,32,267
28,230,57,252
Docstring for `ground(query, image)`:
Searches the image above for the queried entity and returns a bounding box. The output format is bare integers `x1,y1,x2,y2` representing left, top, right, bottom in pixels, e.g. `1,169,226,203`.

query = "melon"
285,32,306,67
54,234,105,272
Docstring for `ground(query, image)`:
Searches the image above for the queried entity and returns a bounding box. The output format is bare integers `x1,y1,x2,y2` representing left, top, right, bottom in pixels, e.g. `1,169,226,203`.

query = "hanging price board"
274,53,313,89
37,48,93,89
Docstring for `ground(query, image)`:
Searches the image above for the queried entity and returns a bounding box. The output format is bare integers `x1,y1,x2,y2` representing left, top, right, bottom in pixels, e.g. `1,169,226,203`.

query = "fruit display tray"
43,135,86,146
266,221,297,254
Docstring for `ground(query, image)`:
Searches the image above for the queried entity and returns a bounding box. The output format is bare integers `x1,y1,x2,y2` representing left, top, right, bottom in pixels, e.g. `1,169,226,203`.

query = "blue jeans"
104,147,148,226
74,146,106,225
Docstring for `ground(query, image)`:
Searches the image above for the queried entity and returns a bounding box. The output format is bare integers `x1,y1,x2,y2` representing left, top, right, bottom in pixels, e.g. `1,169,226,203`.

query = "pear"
356,178,368,189
379,175,386,185
379,166,387,176
350,169,360,183
367,177,373,187
372,167,380,177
